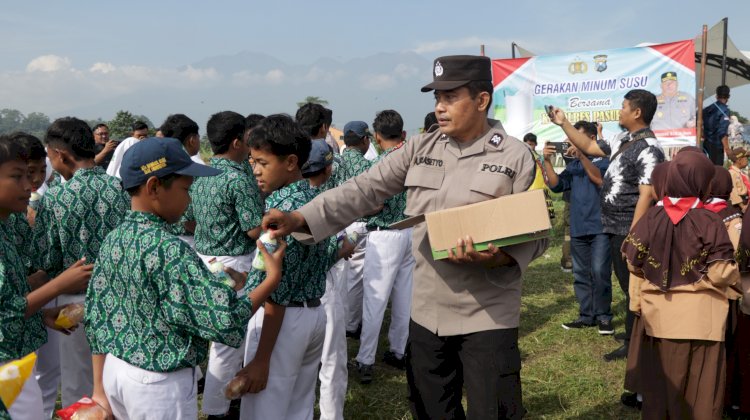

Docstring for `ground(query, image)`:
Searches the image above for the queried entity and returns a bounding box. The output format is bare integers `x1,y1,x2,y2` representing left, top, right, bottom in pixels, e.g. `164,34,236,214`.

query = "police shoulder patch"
488,133,504,147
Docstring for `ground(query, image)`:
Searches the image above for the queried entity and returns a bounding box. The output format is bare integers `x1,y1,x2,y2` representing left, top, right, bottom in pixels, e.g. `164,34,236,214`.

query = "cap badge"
489,133,503,147
434,61,444,77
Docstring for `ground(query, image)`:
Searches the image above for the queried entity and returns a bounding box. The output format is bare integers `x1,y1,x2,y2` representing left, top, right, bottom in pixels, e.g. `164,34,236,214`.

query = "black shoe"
561,319,595,330
356,361,373,384
597,319,615,335
620,392,642,410
206,399,241,419
604,344,628,361
614,332,628,342
346,325,361,340
197,376,205,395
383,351,406,370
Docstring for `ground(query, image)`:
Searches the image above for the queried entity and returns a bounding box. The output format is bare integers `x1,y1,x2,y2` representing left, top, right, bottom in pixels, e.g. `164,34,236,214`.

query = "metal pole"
511,42,517,59
696,25,709,148
722,17,728,85
480,44,485,57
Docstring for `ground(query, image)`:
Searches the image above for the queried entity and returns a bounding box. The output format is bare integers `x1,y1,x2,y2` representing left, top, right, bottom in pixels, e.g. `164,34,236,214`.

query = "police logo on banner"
594,54,608,72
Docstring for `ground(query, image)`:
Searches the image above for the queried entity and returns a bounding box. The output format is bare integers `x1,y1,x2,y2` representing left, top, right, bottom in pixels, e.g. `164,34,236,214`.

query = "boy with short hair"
353,110,415,384
189,111,265,417
0,134,93,420
238,114,339,419
85,137,285,419
338,121,373,338
31,117,131,407
159,113,204,164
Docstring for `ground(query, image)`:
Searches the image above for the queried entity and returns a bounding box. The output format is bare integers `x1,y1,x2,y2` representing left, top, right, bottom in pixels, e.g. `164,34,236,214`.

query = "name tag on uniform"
414,156,444,167
478,162,516,178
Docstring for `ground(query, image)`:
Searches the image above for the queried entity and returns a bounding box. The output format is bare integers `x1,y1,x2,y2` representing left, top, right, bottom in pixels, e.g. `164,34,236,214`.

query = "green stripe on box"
431,230,550,260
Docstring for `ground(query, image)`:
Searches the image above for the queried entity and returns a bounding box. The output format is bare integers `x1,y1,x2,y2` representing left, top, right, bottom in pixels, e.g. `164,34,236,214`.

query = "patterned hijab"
622,151,735,290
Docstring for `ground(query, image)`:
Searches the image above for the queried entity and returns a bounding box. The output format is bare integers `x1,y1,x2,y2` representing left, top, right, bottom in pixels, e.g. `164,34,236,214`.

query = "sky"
2,0,750,135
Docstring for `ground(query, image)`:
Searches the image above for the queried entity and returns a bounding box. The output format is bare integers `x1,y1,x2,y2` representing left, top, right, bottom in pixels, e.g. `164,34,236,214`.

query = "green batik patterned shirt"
191,158,263,256
2,213,33,273
336,148,372,185
366,144,408,228
32,166,130,277
247,180,335,306
84,211,253,372
0,221,46,361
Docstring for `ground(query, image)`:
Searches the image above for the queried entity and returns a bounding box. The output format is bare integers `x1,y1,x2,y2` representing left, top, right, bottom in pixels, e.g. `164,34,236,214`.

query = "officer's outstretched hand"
262,209,307,239
447,236,514,268
548,106,567,126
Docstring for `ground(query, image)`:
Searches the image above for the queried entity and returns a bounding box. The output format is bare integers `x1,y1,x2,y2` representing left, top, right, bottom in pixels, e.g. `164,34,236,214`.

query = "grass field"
337,196,640,420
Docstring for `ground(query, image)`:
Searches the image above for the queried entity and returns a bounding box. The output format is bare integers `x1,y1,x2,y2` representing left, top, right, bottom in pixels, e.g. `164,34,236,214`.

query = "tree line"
0,109,155,141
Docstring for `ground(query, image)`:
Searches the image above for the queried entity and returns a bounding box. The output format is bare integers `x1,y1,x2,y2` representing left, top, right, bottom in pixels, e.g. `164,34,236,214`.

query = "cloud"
26,55,71,72
361,73,396,91
90,62,116,74
265,69,285,84
411,36,524,56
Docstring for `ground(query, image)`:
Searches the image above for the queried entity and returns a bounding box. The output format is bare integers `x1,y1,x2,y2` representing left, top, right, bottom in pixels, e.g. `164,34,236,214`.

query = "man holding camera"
542,121,613,334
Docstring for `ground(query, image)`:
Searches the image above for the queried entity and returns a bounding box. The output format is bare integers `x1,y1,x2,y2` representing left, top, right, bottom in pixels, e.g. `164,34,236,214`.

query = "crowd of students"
0,104,417,420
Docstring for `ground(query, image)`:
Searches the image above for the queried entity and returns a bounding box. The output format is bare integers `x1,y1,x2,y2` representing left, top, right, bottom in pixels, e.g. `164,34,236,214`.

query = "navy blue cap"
343,121,369,137
120,137,221,189
302,139,334,175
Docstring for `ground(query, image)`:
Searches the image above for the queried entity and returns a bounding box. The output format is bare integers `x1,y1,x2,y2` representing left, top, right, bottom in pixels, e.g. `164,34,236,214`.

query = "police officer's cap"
661,72,678,82
421,55,492,93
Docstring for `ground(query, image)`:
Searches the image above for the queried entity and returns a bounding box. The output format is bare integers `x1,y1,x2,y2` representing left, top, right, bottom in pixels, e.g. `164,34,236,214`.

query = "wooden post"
696,24,709,148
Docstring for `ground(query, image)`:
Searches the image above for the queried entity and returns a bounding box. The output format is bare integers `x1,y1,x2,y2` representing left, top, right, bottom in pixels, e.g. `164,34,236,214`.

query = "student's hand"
41,307,77,335
91,389,114,420
262,209,306,239
223,267,248,292
257,238,287,281
338,237,355,260
542,143,556,161
26,206,37,227
235,358,270,394
446,237,514,268
548,106,568,126
53,258,94,294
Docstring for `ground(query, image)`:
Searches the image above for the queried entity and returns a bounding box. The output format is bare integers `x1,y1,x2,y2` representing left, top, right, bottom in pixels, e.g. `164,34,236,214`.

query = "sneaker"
614,332,628,342
383,351,406,370
597,319,615,335
560,266,572,273
356,362,373,384
604,344,628,362
620,392,642,410
561,319,595,330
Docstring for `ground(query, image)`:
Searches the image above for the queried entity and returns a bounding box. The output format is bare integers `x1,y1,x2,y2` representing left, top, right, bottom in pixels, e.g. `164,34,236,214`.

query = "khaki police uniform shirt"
651,91,695,130
297,119,549,336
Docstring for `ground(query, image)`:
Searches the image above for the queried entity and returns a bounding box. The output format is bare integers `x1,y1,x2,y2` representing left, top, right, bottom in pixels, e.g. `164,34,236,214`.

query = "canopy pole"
480,44,485,57
511,42,517,59
696,24,709,148
721,17,728,85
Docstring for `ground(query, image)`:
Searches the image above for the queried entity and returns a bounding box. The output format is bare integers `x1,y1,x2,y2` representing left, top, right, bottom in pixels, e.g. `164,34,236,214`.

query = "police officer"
651,71,695,131
262,55,548,419
703,84,732,165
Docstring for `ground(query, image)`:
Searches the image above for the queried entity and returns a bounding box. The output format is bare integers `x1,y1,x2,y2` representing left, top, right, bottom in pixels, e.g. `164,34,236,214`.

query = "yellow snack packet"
0,353,36,408
55,303,85,329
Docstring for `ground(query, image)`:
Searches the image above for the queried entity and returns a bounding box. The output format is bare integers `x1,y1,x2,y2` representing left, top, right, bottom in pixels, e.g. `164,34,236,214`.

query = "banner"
492,40,696,147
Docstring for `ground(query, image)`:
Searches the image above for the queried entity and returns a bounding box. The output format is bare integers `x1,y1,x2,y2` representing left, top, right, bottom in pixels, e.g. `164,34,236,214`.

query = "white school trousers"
240,304,327,420
318,259,349,420
56,293,93,407
344,222,368,333
103,353,200,420
35,299,60,419
356,228,414,365
196,252,252,416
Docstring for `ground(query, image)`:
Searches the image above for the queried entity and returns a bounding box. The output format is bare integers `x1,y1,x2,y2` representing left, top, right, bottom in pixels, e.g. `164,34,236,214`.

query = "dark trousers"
570,233,613,324
608,234,633,345
406,320,524,420
704,141,725,166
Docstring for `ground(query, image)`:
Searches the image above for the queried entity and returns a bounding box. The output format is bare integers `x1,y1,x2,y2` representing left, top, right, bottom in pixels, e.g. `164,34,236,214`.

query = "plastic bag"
0,353,37,409
55,303,85,329
56,397,107,420
223,375,248,400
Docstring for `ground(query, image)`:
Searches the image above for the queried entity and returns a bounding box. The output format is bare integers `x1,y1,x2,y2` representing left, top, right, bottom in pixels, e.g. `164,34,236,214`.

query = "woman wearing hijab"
730,198,750,417
622,151,739,419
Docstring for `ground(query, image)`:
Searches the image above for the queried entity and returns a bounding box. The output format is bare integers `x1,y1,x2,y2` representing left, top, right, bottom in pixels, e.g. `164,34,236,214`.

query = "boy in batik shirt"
0,134,93,420
237,114,342,419
189,111,264,417
84,137,284,419
31,117,131,406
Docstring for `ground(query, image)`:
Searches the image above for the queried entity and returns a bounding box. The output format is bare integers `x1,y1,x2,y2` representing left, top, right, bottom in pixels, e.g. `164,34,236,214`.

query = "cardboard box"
389,189,551,260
